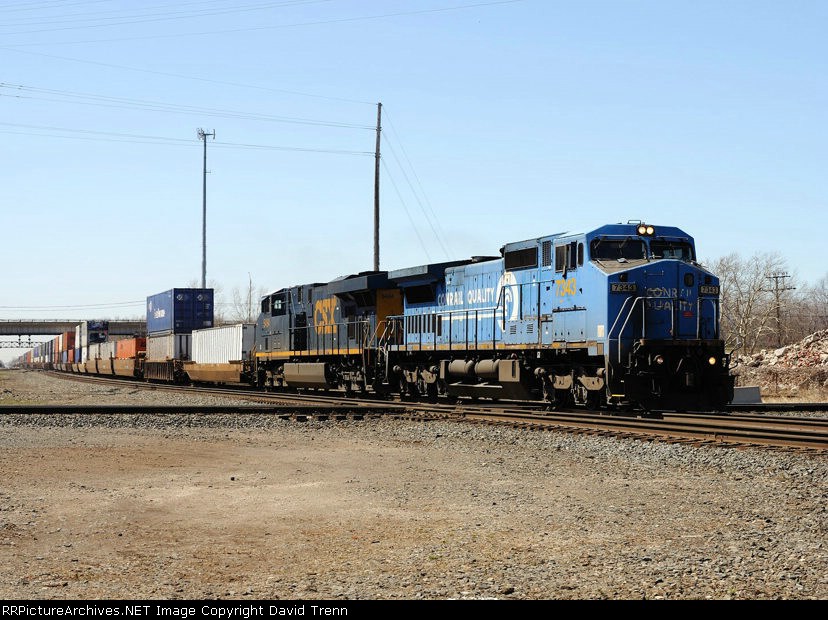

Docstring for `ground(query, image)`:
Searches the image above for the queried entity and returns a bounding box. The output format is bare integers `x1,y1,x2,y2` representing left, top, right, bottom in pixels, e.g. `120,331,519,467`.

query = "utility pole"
197,128,215,290
762,272,795,348
373,102,382,272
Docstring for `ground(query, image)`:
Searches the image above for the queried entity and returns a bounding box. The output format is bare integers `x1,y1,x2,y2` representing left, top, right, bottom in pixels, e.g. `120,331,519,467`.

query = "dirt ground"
1,370,826,600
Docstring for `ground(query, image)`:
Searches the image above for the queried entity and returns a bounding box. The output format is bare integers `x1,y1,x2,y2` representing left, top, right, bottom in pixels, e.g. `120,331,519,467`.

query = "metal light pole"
197,128,215,289
373,102,381,272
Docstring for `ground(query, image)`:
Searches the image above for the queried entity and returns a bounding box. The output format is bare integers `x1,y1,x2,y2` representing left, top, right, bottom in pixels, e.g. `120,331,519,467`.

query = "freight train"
15,221,735,411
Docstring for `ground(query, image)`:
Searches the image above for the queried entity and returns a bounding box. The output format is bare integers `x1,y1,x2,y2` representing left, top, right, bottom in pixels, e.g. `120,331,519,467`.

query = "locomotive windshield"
589,237,646,261
650,240,694,261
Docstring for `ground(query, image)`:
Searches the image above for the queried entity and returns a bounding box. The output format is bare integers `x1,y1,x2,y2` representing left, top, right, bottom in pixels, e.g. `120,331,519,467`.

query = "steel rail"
27,371,828,450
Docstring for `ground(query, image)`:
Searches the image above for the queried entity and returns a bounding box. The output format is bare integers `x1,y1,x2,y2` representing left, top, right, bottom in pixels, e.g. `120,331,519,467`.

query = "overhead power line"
0,46,376,105
0,82,375,129
0,0,332,28
381,158,432,263
384,110,451,251
382,130,450,260
0,0,120,15
0,0,525,46
0,122,375,155
0,301,145,309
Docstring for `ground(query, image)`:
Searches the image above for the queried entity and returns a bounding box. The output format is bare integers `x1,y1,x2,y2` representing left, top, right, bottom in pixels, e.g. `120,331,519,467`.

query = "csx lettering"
313,298,337,333
555,278,577,297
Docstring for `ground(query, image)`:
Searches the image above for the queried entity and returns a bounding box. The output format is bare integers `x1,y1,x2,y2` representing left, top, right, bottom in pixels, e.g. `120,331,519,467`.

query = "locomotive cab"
592,223,733,410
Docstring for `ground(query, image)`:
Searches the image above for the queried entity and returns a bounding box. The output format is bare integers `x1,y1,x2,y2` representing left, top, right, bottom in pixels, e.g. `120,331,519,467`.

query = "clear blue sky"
1,0,826,362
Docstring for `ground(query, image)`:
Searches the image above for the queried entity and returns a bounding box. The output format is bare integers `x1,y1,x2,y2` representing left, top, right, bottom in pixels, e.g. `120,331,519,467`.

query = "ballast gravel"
0,369,825,600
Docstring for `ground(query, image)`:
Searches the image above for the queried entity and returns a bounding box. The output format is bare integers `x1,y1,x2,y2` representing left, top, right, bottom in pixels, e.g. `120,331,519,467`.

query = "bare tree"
794,274,828,337
711,251,792,353
228,274,267,323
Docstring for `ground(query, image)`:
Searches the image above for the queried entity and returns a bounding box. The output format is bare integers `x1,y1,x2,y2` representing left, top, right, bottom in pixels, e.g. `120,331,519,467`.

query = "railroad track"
13,371,827,452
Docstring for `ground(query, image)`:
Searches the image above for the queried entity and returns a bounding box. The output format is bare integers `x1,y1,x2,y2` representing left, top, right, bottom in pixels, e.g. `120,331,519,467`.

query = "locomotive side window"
650,240,695,261
505,247,538,270
555,241,580,272
261,297,270,314
270,294,286,316
404,284,436,303
555,245,566,272
590,238,646,261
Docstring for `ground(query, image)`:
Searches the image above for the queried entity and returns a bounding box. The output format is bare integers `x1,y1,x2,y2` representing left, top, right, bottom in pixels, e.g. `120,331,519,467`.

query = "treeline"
709,252,828,355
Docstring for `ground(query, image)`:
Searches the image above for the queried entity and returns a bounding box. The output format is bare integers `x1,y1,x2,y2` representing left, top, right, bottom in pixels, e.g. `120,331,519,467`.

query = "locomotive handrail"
609,295,681,365
379,277,569,353
288,319,373,356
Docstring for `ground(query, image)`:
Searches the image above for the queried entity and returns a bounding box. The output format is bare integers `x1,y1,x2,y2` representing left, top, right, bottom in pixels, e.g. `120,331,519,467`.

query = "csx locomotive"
255,221,734,411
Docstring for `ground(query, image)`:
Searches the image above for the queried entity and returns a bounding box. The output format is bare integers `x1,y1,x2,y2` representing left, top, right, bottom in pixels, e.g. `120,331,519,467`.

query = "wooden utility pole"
763,272,795,348
373,102,382,272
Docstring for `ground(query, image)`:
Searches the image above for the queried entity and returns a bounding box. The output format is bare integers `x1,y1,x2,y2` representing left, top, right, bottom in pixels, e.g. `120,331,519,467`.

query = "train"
14,221,735,412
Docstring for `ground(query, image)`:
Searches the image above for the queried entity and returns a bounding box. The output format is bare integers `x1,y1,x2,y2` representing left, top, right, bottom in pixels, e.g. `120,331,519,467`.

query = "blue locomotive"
254,221,734,411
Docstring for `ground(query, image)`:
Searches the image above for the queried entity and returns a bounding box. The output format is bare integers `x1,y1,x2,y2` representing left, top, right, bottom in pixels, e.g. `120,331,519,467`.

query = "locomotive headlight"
637,224,647,235
646,225,654,235
708,356,718,366
654,355,665,365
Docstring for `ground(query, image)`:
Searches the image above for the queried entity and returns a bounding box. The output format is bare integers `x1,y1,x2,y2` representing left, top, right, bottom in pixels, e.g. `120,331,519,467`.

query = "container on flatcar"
78,321,109,347
62,331,76,352
191,323,255,364
146,288,214,335
99,341,118,360
147,333,191,361
116,337,146,359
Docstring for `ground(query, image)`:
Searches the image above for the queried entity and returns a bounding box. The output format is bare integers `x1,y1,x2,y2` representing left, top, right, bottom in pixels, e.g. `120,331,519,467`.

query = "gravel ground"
0,369,826,600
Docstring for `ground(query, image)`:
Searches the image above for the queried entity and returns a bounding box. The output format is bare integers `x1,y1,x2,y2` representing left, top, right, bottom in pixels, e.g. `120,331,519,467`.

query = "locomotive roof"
325,271,393,295
388,260,474,285
499,223,693,255
589,222,693,240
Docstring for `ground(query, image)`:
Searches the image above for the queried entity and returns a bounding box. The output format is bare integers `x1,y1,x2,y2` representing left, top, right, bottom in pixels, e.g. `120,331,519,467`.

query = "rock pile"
737,329,828,369
732,330,828,400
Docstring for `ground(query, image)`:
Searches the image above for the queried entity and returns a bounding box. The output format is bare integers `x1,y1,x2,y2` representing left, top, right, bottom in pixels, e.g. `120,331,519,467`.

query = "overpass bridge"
0,320,146,349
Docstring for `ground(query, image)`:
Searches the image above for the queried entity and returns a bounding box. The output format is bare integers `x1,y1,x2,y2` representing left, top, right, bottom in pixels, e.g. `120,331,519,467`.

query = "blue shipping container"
146,288,214,335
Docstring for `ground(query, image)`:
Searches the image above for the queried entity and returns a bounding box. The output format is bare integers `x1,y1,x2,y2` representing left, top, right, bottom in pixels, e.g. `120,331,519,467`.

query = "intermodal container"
116,337,146,359
99,341,117,360
147,333,191,361
192,323,256,364
79,321,110,347
62,331,76,352
146,288,214,335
